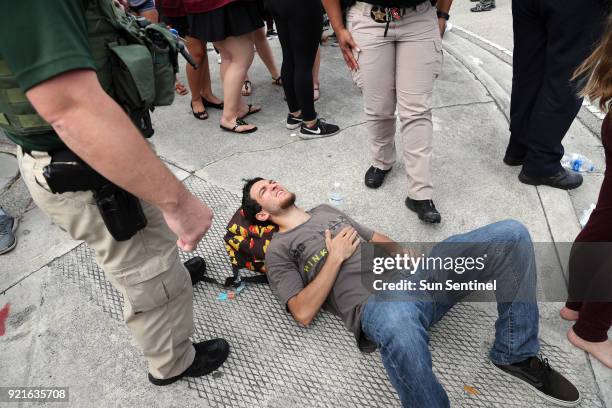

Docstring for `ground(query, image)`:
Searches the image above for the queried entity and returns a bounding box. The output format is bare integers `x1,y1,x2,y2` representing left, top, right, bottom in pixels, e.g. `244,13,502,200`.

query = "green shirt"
0,0,96,151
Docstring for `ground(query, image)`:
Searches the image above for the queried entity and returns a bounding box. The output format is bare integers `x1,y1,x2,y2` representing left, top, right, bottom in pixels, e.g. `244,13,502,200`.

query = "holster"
42,149,147,241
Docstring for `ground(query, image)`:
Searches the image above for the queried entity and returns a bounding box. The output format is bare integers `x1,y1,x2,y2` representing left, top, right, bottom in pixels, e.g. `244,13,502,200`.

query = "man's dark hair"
241,177,264,224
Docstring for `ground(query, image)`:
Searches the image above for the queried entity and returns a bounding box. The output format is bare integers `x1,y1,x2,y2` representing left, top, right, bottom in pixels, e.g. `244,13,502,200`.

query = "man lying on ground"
241,177,580,408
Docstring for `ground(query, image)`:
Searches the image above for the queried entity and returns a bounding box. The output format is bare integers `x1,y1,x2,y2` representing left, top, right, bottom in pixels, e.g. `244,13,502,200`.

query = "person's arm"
287,227,360,326
321,0,361,71
25,69,212,251
436,0,454,38
370,231,419,260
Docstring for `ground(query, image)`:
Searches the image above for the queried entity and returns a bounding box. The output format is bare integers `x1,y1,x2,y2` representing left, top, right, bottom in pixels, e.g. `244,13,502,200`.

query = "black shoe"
471,0,495,11
364,166,391,189
299,118,340,140
492,355,580,407
405,197,442,224
148,339,230,386
503,154,525,166
286,113,303,130
518,168,583,190
201,96,224,110
183,256,206,285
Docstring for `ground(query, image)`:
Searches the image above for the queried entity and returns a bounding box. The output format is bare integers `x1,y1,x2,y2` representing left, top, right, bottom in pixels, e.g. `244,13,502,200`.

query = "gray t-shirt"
265,204,375,348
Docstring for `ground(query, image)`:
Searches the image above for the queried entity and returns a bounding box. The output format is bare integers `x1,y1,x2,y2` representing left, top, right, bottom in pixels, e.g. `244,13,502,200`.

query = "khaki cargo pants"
18,147,195,380
348,1,443,200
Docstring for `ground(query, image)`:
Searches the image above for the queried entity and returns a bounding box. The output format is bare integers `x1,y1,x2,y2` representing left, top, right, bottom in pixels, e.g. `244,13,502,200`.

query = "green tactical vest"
0,0,178,150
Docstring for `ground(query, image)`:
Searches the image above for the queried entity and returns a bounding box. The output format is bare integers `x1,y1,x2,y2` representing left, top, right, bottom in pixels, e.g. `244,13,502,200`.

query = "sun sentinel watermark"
370,252,497,292
360,241,612,302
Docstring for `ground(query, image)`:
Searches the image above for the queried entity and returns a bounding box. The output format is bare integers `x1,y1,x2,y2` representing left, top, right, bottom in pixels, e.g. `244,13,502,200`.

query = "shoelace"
537,353,551,371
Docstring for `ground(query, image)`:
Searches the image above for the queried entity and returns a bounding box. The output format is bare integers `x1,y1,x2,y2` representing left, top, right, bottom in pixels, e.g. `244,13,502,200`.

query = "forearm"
26,70,188,212
289,254,343,326
321,0,346,33
436,0,453,14
370,232,404,256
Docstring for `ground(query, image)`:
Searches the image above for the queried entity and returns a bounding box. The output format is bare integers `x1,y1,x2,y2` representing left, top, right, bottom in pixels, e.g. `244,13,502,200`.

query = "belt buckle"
370,6,387,23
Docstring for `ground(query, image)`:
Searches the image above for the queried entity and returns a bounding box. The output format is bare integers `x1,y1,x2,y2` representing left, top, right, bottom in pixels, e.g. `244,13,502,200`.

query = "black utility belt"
41,148,147,241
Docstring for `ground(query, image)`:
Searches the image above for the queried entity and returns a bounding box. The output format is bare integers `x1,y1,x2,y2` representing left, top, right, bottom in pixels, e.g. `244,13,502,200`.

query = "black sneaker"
492,355,580,407
0,207,17,255
518,168,583,190
364,166,392,189
148,339,230,386
299,118,340,140
471,0,495,12
405,197,442,224
286,113,303,130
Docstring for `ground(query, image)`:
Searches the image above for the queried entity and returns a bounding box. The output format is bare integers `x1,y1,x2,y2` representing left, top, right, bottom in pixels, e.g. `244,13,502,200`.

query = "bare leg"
140,8,159,23
253,27,280,80
185,36,206,115
199,50,223,105
313,47,321,101
215,33,260,132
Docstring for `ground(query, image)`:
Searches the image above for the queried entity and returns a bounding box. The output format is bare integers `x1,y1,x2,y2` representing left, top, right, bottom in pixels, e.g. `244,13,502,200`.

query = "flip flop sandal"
313,86,320,102
202,96,224,110
272,76,282,86
239,104,261,119
220,118,257,134
471,2,494,12
241,80,252,96
175,80,189,95
190,101,208,120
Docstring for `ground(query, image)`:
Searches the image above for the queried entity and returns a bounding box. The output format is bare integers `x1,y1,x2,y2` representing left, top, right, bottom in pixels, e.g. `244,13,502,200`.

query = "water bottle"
561,153,595,173
329,181,344,208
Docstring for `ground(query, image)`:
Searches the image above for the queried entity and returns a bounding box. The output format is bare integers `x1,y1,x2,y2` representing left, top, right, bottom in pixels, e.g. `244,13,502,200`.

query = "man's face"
249,179,296,218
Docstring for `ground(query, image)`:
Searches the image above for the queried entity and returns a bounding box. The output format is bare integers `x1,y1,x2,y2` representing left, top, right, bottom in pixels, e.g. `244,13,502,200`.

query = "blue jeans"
360,220,540,408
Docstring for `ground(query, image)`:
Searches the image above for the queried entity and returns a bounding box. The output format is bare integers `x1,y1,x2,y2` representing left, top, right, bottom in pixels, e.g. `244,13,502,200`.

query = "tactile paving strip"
51,176,603,408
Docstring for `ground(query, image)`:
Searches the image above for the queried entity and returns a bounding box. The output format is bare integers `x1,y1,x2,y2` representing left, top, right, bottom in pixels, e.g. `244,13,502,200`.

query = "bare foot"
241,80,252,96
567,327,612,368
560,307,579,321
190,99,207,120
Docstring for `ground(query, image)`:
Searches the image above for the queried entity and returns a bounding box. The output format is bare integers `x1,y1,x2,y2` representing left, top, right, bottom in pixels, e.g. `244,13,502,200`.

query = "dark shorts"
188,1,264,43
129,0,156,12
162,15,190,37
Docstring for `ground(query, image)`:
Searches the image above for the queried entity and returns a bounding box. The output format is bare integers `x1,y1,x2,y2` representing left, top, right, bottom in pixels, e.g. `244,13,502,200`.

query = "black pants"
506,0,606,177
265,0,322,121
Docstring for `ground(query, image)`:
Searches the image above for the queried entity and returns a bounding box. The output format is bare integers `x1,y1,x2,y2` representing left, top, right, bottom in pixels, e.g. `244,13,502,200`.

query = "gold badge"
371,7,387,23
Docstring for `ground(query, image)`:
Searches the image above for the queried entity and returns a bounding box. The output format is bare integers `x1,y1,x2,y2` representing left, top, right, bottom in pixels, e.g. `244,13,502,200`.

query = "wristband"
436,10,450,20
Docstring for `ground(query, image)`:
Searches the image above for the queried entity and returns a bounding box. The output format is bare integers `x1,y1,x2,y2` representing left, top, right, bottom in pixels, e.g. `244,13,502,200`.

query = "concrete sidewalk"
0,18,609,408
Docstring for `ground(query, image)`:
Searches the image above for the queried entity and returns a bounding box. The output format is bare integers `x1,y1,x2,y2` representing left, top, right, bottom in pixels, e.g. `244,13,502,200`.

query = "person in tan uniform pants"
323,0,453,223
0,0,229,387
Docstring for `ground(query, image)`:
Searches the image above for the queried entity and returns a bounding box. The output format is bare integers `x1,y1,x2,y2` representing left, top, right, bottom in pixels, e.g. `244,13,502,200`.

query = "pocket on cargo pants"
123,261,190,313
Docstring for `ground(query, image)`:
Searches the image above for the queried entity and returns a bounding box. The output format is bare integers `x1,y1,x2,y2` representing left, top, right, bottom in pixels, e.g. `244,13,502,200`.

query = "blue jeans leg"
361,298,450,408
428,220,540,364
